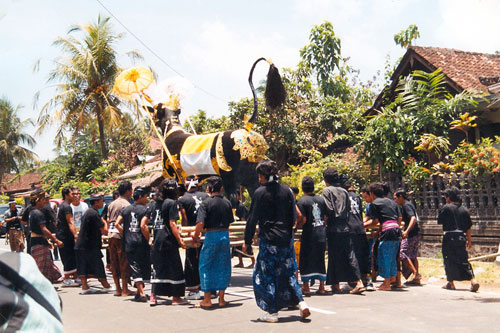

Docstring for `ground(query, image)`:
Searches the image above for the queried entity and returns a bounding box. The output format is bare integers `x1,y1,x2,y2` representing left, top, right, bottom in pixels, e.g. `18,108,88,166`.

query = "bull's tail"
248,58,286,125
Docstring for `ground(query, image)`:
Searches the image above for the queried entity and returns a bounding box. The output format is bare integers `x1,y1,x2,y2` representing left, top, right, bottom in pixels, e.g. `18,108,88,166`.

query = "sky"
1,0,499,160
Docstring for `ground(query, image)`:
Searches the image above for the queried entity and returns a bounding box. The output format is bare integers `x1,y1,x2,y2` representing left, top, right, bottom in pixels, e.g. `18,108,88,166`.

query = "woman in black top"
192,176,233,309
145,179,187,305
438,186,479,292
243,160,310,323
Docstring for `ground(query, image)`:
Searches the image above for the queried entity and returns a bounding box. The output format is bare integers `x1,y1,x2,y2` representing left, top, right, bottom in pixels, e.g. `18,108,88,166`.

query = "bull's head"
146,103,181,135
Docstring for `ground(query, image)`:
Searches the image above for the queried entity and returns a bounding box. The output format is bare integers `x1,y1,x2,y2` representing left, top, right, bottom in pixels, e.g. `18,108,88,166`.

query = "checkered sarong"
31,245,62,283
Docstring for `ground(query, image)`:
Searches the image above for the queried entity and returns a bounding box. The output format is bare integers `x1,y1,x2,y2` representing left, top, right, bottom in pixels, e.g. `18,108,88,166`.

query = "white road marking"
226,290,336,315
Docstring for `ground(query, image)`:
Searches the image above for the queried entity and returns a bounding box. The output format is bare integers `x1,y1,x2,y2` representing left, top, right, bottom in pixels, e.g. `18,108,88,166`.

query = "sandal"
470,283,480,293
194,303,215,310
350,287,366,295
442,282,456,290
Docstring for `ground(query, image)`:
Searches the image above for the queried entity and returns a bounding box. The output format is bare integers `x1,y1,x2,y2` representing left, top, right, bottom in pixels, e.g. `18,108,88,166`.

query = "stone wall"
404,173,500,257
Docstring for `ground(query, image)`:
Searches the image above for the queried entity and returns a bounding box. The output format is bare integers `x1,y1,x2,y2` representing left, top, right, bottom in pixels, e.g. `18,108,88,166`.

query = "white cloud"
435,0,500,53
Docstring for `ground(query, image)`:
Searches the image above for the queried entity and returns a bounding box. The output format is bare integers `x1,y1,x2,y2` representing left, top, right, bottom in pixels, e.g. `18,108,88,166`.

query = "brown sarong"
108,237,130,280
8,229,25,252
31,244,62,283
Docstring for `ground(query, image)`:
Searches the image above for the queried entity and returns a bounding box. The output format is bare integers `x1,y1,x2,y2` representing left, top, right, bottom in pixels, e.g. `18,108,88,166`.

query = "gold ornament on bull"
113,67,184,184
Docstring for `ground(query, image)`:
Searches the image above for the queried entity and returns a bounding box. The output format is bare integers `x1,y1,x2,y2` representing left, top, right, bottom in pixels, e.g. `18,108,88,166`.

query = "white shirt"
71,201,89,230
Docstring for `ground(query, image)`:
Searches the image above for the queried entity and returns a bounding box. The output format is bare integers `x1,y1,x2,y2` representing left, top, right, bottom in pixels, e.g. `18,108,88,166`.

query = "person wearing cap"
192,176,233,309
296,176,328,296
243,160,310,323
115,187,152,302
178,175,209,300
75,194,112,294
4,198,24,252
146,178,187,306
28,189,63,283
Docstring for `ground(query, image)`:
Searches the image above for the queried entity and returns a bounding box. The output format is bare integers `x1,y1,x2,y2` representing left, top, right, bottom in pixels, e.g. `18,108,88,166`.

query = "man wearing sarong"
343,181,371,288
438,186,479,292
366,183,402,291
179,175,209,300
116,187,152,302
148,178,188,306
107,181,133,297
361,187,376,290
75,194,112,294
28,190,63,283
4,199,24,252
193,176,233,309
296,176,327,296
56,186,80,287
394,189,421,285
322,168,365,294
244,160,310,323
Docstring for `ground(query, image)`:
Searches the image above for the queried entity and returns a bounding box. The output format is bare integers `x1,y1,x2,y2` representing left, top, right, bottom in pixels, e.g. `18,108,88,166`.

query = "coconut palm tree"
35,15,141,159
0,98,37,185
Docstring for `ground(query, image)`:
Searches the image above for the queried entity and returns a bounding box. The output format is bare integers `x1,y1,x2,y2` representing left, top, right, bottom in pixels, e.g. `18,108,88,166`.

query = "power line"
95,0,228,105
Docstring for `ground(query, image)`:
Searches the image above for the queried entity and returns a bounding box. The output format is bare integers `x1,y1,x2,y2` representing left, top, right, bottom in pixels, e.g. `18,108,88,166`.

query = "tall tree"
0,98,37,185
35,15,140,159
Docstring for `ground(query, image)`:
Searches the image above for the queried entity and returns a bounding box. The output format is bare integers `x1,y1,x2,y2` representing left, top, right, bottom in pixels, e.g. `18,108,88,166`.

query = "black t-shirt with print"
297,194,327,243
75,207,104,251
150,198,179,248
347,191,365,234
4,209,21,230
196,195,234,229
400,201,419,238
120,203,149,253
56,201,74,240
178,191,209,226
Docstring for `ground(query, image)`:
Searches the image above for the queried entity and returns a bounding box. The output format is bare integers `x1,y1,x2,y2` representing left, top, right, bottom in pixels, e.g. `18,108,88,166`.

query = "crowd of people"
3,159,480,323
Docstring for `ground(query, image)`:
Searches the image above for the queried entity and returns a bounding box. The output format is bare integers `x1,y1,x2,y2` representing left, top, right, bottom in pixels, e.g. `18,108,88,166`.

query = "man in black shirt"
322,168,365,294
57,186,79,287
179,175,209,299
29,189,63,283
394,189,421,285
75,194,112,294
193,176,233,309
366,182,402,291
4,199,24,252
116,187,151,302
437,186,479,292
296,177,327,295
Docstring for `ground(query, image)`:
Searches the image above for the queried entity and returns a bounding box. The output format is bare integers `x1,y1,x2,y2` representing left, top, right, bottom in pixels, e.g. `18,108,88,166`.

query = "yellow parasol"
113,66,184,184
113,67,154,100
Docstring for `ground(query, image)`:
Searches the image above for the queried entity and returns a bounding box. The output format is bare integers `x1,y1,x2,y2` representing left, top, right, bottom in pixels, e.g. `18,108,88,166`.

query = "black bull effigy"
148,58,286,198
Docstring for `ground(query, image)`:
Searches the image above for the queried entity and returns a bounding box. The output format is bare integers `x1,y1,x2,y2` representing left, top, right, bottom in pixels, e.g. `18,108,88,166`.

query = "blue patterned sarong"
253,238,303,314
199,231,231,292
377,240,400,278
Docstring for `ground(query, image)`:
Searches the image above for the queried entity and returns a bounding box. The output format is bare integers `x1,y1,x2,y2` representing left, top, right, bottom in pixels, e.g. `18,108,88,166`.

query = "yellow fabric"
180,133,218,155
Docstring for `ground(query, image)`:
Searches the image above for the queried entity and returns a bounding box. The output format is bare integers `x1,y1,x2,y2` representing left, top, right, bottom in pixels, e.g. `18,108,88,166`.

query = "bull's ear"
146,106,155,113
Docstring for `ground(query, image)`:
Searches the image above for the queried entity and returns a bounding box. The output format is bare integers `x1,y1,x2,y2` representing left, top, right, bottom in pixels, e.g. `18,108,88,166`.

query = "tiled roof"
409,46,500,94
1,172,42,194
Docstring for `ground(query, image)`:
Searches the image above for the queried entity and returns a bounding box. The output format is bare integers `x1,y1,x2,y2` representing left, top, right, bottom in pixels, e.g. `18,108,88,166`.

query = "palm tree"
0,98,37,186
35,15,141,159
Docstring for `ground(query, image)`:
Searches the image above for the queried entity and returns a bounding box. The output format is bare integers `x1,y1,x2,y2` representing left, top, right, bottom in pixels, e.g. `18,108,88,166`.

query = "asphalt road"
1,241,499,332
